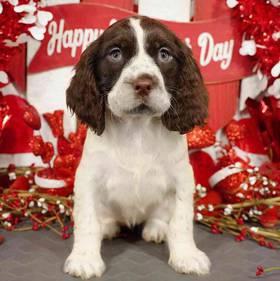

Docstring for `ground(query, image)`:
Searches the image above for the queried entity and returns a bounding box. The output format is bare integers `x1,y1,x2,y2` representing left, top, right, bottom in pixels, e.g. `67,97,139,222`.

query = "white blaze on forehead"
129,18,146,55
127,17,163,82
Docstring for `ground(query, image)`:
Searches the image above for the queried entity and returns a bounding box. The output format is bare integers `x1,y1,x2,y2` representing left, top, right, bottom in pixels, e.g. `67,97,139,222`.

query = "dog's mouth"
126,104,155,115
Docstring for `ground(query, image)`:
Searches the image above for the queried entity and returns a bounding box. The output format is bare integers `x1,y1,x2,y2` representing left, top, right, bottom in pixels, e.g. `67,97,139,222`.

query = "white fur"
64,19,210,279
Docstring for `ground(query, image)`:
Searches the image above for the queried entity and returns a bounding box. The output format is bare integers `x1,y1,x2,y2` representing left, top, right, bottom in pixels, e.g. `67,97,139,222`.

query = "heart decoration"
267,78,280,97
226,0,239,8
271,61,280,77
14,4,36,13
37,11,53,27
28,26,46,41
19,14,36,24
239,40,256,56
270,0,280,7
0,71,9,85
22,104,41,130
8,0,19,5
272,31,280,41
187,125,216,149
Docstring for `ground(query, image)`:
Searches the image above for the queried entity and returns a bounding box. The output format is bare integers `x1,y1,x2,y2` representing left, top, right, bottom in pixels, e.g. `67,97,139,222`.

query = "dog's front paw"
102,221,120,240
142,219,167,244
169,249,210,275
64,252,106,279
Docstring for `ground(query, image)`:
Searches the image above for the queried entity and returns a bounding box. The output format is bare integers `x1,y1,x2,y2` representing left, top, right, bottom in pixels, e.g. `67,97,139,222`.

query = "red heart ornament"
22,104,41,130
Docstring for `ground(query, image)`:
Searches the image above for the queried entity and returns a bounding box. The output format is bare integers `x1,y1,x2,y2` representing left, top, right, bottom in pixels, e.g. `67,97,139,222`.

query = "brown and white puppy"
64,16,209,279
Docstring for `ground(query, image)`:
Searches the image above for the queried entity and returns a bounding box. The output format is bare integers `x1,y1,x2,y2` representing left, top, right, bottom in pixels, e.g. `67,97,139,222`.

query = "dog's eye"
158,47,172,62
108,47,122,62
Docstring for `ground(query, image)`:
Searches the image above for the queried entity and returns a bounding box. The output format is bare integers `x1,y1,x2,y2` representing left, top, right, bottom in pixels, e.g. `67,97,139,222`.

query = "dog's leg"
101,219,120,240
142,197,172,243
167,164,210,275
64,165,105,279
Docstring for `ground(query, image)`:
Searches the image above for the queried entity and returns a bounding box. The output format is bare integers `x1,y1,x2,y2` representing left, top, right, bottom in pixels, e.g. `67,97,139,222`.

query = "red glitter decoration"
43,110,64,137
187,125,216,149
22,104,41,130
28,109,87,196
0,1,52,84
29,136,54,164
1,1,35,66
229,0,280,84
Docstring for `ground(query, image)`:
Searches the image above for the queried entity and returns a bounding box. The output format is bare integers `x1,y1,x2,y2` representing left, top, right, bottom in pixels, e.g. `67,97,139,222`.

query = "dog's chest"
103,128,172,224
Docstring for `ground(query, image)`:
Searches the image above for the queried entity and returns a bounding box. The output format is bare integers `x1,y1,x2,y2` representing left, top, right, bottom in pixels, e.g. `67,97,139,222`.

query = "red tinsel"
0,1,37,69
0,0,52,83
228,0,280,83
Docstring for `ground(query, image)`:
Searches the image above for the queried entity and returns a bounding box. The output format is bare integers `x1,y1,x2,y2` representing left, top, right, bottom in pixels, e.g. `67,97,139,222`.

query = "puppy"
64,16,210,279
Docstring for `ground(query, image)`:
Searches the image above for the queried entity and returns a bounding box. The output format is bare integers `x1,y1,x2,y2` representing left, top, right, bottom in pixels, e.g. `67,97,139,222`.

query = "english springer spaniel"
64,16,209,279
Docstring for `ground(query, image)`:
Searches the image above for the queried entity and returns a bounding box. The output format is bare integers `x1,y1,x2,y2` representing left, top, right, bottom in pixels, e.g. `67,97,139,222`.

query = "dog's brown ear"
162,42,208,134
66,41,105,135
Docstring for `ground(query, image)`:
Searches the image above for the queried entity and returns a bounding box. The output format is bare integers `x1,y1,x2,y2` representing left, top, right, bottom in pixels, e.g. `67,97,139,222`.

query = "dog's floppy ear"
66,40,105,135
162,42,208,134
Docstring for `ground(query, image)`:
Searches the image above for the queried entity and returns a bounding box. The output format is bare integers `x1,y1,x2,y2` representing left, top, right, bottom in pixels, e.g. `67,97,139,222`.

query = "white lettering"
47,19,107,58
198,32,234,70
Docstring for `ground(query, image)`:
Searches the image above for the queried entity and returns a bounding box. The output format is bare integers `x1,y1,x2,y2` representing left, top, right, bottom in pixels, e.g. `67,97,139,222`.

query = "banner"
28,3,254,83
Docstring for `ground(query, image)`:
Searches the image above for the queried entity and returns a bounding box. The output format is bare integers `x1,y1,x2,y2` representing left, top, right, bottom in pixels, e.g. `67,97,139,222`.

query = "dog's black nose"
133,75,156,97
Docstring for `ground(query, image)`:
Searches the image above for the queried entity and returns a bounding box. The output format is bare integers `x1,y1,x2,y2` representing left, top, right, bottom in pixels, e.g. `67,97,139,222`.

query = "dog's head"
67,16,208,135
